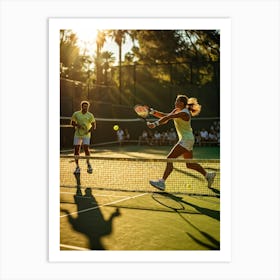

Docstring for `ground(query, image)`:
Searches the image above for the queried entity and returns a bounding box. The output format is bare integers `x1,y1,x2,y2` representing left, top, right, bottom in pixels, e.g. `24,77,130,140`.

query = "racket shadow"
153,192,220,250
152,192,220,249
155,192,220,221
152,192,185,211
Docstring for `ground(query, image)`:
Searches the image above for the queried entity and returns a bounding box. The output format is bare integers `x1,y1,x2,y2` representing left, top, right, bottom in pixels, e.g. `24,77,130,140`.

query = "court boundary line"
60,191,129,198
60,244,89,251
60,192,148,218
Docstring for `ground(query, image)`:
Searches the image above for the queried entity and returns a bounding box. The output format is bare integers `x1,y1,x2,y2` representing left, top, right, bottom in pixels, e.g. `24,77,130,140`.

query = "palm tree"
108,30,128,103
95,30,106,84
60,30,80,78
101,51,115,84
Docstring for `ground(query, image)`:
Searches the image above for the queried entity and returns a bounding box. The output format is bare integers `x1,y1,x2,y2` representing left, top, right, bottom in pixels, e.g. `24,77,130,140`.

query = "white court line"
60,191,129,198
60,192,148,218
60,244,89,251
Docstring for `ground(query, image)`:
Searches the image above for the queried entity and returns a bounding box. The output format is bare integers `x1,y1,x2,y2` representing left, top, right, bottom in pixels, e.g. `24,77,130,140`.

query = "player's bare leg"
182,150,206,176
74,145,81,174
150,143,184,191
183,150,216,187
84,145,93,174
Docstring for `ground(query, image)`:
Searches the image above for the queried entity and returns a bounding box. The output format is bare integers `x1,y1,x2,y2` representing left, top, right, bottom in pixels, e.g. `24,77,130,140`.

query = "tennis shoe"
206,172,216,188
149,179,165,191
87,164,93,174
74,167,80,174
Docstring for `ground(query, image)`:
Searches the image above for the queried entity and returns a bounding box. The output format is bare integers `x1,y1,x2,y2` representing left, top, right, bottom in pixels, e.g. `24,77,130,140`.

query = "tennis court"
60,145,220,250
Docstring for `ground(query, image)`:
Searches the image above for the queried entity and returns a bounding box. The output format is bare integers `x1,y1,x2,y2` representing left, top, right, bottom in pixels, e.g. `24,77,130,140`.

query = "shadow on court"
208,187,220,197
154,192,220,221
186,231,220,250
153,192,220,250
177,212,220,250
61,173,121,250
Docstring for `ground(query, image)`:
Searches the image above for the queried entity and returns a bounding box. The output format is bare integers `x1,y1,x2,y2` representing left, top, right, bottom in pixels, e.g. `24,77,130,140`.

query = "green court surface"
60,145,220,250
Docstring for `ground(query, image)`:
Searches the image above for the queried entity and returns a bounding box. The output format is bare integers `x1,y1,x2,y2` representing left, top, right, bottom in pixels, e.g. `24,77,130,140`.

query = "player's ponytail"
177,95,201,116
187,97,201,116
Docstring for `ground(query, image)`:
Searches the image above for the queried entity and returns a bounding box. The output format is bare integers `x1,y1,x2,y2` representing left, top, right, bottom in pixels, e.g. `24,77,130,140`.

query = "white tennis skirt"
177,138,195,151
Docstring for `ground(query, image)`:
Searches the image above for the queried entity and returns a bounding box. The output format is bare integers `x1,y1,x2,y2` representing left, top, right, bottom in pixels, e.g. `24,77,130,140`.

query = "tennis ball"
113,125,119,131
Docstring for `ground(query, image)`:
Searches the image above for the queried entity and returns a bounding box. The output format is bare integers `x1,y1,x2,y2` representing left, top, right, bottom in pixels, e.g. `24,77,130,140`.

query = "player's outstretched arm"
149,107,173,118
147,111,189,129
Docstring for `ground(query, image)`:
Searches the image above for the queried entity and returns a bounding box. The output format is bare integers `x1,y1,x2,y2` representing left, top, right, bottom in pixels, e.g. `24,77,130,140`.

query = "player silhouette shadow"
61,184,121,250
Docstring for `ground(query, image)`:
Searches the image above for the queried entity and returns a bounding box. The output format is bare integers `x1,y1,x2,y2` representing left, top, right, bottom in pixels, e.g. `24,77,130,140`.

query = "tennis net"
60,155,220,197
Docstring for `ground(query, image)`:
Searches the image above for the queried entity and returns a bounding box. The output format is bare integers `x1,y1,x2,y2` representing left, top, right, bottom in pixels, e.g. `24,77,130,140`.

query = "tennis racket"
134,104,150,121
77,123,89,136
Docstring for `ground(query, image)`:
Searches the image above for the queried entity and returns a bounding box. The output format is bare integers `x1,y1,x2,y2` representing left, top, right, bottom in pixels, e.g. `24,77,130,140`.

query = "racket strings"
134,105,149,118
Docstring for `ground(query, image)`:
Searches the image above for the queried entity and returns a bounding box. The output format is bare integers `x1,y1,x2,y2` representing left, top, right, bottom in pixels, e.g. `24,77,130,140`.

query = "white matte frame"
49,17,232,263
0,0,279,279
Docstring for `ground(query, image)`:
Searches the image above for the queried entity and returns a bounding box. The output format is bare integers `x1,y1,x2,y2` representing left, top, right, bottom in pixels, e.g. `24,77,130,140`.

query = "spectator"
147,130,154,145
124,128,130,142
194,130,202,146
160,131,168,145
138,129,149,145
152,130,161,145
167,128,177,145
200,128,209,143
216,130,220,146
208,129,218,143
214,120,220,132
116,127,124,146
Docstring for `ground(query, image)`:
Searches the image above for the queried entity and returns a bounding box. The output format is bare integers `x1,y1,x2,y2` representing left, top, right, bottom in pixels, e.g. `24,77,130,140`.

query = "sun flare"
73,28,98,55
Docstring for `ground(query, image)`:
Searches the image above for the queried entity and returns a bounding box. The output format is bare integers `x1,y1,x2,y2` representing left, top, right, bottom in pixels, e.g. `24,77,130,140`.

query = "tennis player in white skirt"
147,94,216,191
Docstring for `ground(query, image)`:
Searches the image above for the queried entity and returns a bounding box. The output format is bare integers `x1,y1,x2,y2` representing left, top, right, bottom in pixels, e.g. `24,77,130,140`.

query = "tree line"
60,29,220,91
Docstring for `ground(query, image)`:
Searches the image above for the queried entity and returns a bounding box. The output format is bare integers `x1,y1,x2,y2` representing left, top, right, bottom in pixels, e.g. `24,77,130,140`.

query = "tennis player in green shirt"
71,101,96,174
147,94,216,191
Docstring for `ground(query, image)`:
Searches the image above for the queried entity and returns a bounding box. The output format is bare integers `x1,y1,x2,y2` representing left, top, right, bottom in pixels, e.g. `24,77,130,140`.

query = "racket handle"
147,121,158,129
